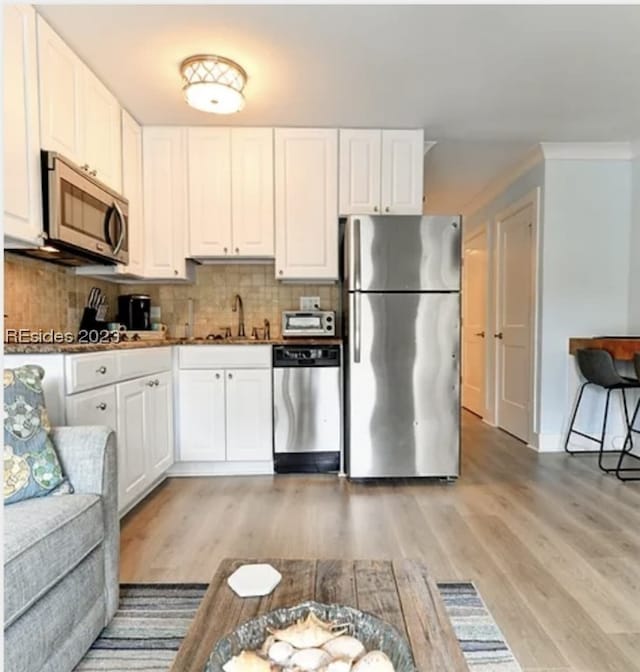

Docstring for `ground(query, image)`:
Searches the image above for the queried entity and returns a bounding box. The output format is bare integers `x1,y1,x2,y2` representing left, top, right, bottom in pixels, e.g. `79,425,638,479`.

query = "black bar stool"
615,353,640,481
564,348,640,473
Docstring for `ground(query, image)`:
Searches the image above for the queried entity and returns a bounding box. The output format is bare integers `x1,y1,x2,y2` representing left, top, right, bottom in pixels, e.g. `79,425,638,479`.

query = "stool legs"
615,395,640,482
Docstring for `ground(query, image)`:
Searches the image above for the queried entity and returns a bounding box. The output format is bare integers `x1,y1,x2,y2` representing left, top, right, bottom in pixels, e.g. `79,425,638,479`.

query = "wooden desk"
569,337,640,361
171,558,469,672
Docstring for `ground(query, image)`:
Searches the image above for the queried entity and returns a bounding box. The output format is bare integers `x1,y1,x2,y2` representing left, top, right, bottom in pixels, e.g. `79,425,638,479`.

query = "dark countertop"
4,337,343,355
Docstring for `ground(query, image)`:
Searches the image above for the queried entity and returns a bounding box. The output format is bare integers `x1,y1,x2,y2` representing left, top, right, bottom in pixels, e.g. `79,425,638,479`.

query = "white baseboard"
168,461,274,477
536,431,624,453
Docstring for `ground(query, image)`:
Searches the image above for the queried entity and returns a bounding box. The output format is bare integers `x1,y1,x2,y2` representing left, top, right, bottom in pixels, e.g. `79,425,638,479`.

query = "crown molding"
540,141,634,161
462,145,543,216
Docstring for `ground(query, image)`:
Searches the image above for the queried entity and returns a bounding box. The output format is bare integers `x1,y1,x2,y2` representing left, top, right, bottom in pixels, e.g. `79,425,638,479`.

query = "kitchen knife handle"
353,218,361,292
354,292,361,364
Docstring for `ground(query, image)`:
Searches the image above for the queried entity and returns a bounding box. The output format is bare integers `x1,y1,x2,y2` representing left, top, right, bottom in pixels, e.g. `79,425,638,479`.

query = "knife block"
78,308,107,337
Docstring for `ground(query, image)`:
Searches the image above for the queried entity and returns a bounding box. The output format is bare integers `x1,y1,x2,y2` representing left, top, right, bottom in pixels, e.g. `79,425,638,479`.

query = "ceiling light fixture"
180,54,247,114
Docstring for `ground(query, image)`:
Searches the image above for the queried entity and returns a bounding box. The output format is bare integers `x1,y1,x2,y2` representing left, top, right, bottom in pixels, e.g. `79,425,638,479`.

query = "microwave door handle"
112,202,126,255
103,205,115,248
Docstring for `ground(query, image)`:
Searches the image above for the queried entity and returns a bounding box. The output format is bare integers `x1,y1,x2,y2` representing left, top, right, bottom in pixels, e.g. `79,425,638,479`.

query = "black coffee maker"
118,294,151,330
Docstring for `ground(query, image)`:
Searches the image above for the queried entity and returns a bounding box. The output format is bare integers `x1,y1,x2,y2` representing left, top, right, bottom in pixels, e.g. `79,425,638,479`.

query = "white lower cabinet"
225,369,272,462
116,372,174,511
176,346,273,473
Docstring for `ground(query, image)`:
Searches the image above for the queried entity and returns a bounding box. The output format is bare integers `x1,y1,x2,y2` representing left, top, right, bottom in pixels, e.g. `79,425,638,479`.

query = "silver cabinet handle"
373,206,378,212
224,247,228,253
228,373,233,379
96,402,107,411
90,169,97,177
112,201,126,255
353,218,361,292
385,206,390,213
235,247,240,254
154,379,160,386
494,332,504,340
215,373,220,379
278,270,283,276
174,269,178,276
146,380,155,387
96,366,107,374
354,292,361,364
81,164,89,171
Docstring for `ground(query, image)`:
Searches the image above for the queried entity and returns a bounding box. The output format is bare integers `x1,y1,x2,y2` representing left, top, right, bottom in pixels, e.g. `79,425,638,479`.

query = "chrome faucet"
263,318,271,341
232,294,245,338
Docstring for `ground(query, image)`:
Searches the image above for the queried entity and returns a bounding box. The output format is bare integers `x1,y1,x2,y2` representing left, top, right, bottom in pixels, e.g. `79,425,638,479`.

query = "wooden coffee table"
171,558,470,672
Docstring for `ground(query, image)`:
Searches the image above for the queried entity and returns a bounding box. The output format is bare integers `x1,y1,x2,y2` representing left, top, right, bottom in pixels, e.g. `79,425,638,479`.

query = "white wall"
539,159,632,450
629,153,640,331
465,151,634,452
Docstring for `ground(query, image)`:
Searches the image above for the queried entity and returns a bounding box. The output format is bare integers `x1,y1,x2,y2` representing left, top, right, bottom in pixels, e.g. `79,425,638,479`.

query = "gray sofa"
4,426,119,672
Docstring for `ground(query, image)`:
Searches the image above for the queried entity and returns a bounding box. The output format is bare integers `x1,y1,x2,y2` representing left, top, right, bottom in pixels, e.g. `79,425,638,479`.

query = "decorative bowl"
206,600,417,672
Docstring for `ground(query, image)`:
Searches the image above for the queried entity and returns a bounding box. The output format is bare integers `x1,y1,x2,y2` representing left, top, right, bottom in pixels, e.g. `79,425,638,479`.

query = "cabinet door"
37,15,82,163
339,129,381,215
274,128,338,280
82,69,122,191
380,129,424,215
225,369,272,462
187,128,232,257
121,110,144,275
178,370,226,461
143,127,188,278
147,371,174,480
3,4,42,246
231,128,274,257
116,378,149,510
65,385,117,431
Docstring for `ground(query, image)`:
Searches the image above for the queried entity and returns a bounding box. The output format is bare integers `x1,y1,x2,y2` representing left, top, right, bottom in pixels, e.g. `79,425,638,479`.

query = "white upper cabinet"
143,127,188,279
231,127,274,257
37,15,82,163
187,127,274,258
339,129,382,216
37,15,122,192
3,4,42,246
82,69,122,191
121,110,144,275
380,129,424,215
187,128,232,256
274,128,338,280
339,128,424,215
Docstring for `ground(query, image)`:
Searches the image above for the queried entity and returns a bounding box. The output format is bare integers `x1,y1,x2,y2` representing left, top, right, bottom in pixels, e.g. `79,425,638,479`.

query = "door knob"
81,164,89,171
96,402,107,411
494,332,504,339
89,169,97,177
96,366,107,374
475,331,485,338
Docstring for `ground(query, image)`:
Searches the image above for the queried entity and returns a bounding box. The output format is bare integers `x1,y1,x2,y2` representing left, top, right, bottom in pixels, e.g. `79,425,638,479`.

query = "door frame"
493,188,540,446
462,222,489,418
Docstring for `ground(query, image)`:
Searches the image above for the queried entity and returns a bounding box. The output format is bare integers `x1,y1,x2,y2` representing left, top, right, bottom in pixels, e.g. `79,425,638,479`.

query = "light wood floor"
121,412,640,672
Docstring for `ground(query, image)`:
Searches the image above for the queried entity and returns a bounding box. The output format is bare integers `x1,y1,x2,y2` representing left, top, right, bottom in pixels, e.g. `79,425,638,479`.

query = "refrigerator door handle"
353,218,361,291
354,292,361,363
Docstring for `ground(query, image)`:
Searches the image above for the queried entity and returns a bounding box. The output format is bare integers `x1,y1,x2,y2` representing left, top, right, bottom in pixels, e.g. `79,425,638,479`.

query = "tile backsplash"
3,253,119,335
127,263,341,339
3,254,340,339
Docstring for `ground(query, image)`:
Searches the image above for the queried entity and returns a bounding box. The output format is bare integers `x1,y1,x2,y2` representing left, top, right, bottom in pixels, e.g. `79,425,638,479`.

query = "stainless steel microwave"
37,151,129,266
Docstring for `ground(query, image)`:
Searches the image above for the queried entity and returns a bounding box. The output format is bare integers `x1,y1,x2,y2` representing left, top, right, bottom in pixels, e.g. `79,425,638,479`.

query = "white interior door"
462,228,487,416
496,202,534,441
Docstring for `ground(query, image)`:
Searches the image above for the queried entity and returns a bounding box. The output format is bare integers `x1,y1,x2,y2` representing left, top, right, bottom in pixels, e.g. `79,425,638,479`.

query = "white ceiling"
36,4,640,212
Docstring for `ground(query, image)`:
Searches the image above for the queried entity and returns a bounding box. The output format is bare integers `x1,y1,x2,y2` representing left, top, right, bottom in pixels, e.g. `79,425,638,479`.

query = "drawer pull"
146,380,155,387
215,373,221,379
96,366,107,374
228,373,233,379
154,379,160,386
96,402,107,411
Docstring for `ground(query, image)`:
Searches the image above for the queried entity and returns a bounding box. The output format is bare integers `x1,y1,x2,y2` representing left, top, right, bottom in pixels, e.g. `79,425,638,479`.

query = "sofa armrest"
50,426,119,621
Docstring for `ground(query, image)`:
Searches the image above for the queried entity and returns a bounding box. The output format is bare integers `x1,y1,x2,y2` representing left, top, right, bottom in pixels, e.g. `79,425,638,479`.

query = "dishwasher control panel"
273,345,341,367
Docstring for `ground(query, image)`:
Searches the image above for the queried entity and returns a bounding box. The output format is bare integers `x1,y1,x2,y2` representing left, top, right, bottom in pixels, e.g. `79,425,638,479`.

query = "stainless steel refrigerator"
343,215,461,478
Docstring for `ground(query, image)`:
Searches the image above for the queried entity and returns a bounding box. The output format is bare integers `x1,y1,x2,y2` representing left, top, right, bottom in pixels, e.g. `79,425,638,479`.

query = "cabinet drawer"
119,347,172,380
65,352,119,393
65,385,117,430
178,345,271,369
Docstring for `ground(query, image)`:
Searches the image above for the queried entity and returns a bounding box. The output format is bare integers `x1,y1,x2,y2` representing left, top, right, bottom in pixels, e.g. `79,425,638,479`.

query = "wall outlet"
300,296,321,310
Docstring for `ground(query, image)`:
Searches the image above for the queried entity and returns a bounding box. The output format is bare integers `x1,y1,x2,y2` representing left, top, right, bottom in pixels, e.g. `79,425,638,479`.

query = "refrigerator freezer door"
346,291,460,477
345,215,461,292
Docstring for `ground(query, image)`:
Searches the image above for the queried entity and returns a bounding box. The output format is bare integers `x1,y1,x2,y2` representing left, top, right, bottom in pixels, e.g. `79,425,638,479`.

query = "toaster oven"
281,311,336,337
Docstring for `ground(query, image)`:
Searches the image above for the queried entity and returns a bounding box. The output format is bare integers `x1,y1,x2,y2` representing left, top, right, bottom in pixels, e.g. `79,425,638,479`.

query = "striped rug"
75,582,521,671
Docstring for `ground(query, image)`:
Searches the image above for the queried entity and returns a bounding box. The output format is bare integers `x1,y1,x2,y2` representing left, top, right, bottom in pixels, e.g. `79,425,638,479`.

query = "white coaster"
227,563,282,598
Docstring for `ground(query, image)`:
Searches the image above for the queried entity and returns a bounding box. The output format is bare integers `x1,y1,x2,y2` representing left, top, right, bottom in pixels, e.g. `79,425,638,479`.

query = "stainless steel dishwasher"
273,345,341,473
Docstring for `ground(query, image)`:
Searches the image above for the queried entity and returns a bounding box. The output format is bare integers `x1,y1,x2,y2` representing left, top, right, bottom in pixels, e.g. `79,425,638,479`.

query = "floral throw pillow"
4,365,71,505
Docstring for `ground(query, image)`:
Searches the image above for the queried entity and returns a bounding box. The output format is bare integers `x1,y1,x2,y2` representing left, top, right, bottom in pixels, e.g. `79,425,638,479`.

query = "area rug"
75,582,522,671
